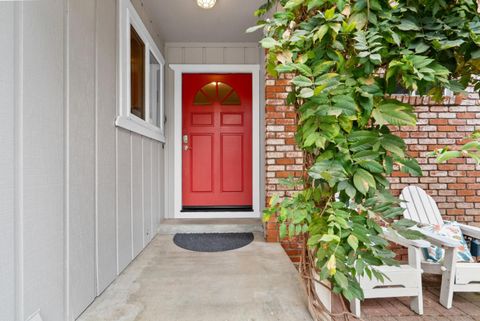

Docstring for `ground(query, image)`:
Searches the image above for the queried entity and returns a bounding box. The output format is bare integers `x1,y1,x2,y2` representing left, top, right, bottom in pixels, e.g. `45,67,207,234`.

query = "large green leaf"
292,75,313,87
299,88,314,98
353,168,376,195
397,18,420,31
260,37,280,49
380,134,406,158
294,63,313,77
436,150,462,163
397,158,422,176
331,95,358,116
372,99,416,126
284,0,305,9
358,160,384,173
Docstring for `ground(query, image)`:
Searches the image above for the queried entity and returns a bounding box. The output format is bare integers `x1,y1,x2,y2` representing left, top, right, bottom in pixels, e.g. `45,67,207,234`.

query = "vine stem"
366,0,370,30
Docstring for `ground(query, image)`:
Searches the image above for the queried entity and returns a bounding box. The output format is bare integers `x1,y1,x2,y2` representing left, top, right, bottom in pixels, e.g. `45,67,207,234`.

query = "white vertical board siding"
131,133,144,257
0,3,15,321
95,0,117,294
152,143,162,230
163,43,262,218
143,139,153,243
245,47,260,64
224,47,245,64
3,1,166,318
116,129,133,272
184,47,204,64
22,1,66,320
205,48,224,64
68,0,96,317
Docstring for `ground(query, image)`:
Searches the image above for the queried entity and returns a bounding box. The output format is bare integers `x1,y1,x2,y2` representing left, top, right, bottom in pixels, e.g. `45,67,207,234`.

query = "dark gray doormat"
173,232,254,252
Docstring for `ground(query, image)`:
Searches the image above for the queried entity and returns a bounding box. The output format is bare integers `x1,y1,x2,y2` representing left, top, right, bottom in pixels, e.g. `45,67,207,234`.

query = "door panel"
221,134,244,192
191,134,213,192
182,74,252,208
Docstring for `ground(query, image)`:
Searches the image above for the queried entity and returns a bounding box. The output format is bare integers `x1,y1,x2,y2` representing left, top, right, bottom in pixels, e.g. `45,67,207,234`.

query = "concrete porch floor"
78,233,313,321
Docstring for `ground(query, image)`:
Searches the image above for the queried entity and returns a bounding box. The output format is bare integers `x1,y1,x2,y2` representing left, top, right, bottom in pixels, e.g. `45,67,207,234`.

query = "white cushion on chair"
420,221,474,263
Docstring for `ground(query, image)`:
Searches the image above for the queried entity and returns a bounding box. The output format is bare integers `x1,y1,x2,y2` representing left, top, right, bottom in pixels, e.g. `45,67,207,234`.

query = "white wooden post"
350,298,361,318
440,247,457,309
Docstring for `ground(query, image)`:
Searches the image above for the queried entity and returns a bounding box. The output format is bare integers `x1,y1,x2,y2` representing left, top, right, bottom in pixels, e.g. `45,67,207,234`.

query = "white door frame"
169,64,261,219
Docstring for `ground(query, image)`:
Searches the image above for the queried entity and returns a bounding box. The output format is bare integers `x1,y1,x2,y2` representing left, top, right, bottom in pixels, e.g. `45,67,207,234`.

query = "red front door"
182,74,252,210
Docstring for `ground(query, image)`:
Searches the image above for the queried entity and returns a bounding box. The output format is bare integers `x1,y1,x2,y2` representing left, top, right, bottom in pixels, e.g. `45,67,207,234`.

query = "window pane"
222,91,240,105
193,91,212,105
149,52,161,127
217,82,232,101
130,25,145,119
193,81,241,105
202,82,217,100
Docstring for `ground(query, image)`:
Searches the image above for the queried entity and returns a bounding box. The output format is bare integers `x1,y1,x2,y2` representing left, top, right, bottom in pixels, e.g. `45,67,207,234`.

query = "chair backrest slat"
400,186,444,226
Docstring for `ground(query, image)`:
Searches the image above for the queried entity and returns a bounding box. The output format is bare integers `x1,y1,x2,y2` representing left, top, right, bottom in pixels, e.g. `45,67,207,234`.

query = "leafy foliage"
431,130,480,164
253,0,480,300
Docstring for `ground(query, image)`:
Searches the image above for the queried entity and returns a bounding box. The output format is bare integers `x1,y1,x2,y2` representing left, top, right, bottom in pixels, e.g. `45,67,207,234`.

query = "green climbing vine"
251,0,480,301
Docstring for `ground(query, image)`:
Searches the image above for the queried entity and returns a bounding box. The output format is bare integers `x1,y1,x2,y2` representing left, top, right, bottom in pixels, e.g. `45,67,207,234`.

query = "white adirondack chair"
350,228,430,318
400,186,480,309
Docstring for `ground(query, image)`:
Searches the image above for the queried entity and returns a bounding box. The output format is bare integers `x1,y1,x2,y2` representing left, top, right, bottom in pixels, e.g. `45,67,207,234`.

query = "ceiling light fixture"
197,0,216,9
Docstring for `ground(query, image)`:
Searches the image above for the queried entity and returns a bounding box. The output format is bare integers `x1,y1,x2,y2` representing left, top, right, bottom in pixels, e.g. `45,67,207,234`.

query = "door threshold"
158,218,263,235
181,206,253,212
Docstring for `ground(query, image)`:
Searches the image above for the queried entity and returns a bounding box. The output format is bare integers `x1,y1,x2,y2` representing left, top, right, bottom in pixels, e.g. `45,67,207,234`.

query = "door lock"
183,135,190,151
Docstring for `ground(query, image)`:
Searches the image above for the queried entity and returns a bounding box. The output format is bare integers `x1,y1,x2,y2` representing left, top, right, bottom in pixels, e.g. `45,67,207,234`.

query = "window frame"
117,0,165,142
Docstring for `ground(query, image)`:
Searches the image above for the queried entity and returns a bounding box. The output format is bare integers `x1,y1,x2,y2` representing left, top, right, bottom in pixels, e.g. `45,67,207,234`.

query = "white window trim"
169,64,261,219
117,0,165,142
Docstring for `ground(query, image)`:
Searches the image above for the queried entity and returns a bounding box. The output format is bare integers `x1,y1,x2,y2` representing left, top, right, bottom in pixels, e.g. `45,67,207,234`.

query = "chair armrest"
382,228,430,248
458,223,480,239
411,226,461,248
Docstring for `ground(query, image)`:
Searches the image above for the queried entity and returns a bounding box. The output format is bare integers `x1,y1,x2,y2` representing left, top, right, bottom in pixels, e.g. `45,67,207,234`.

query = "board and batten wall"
0,1,165,320
1,3,17,321
163,43,265,218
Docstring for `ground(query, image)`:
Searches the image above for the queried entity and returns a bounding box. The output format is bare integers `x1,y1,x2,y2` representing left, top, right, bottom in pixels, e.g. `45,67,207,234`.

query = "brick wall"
264,72,480,263
389,93,480,261
264,73,305,263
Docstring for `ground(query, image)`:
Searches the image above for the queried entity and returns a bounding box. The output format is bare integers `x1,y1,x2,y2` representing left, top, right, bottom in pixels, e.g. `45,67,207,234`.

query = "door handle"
183,134,190,151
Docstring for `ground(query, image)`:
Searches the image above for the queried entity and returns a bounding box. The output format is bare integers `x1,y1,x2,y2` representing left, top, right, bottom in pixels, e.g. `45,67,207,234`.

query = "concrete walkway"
78,233,313,321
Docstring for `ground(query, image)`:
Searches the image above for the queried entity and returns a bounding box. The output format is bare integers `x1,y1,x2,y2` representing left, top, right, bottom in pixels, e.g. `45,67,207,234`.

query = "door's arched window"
194,81,241,105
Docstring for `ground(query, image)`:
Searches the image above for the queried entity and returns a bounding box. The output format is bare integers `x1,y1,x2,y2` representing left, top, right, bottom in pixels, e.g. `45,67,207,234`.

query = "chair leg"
439,247,457,309
350,299,361,318
408,247,423,315
410,293,423,315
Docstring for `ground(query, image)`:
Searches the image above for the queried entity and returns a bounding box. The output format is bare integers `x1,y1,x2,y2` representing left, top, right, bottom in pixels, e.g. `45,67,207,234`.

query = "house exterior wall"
163,43,265,218
0,1,166,320
264,74,480,264
0,3,17,321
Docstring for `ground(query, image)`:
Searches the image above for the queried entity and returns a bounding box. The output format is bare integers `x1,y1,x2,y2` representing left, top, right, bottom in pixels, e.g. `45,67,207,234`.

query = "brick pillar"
264,73,305,263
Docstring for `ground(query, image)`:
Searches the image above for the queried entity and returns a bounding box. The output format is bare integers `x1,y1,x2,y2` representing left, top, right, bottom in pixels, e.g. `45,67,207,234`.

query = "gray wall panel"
95,0,118,294
116,128,133,272
143,138,152,243
22,1,65,320
131,133,144,257
68,0,97,317
0,4,16,320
